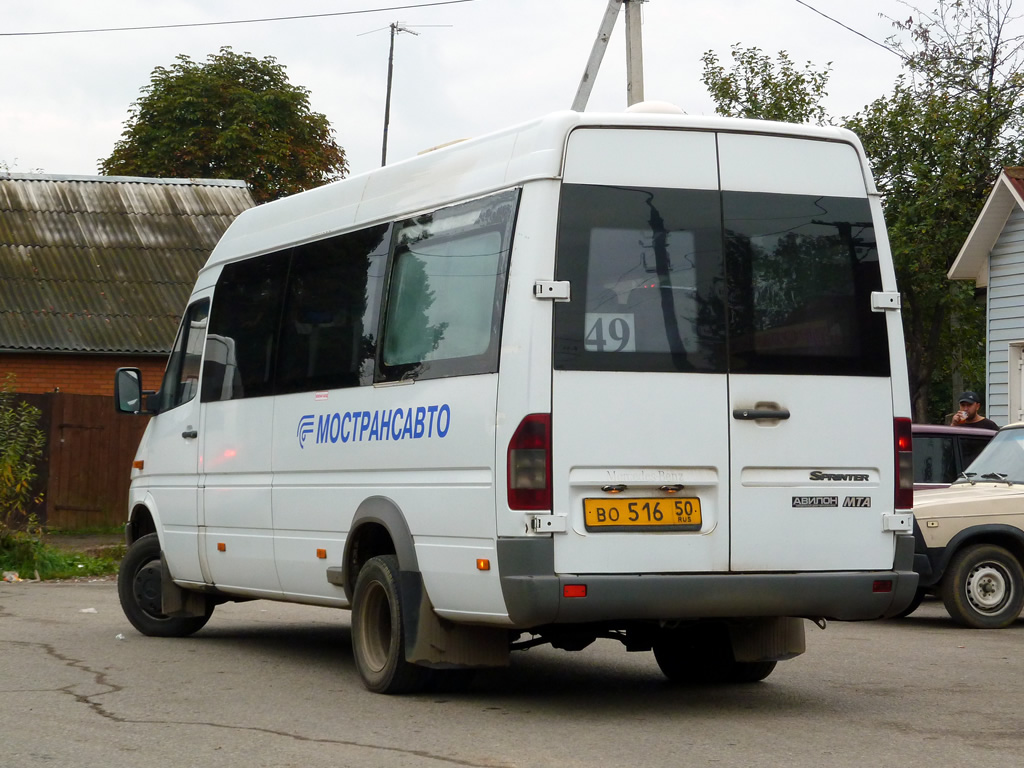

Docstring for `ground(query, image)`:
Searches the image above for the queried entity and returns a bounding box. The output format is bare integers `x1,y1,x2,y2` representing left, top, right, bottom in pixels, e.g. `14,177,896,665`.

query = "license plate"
583,497,702,531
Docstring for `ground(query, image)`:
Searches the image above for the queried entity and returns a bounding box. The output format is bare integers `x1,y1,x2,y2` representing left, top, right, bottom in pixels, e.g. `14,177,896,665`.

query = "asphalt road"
2,580,1022,768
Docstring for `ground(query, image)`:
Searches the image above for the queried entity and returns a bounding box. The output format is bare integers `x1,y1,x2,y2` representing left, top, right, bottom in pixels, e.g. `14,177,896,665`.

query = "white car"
910,424,1024,628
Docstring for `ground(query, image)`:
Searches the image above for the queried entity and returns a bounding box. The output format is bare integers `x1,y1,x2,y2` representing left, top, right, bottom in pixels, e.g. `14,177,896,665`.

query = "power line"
0,0,476,37
793,0,907,60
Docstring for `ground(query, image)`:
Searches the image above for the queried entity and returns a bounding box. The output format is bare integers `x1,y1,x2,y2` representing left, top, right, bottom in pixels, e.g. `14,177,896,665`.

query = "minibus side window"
379,189,519,381
158,299,209,411
202,252,289,402
276,223,390,393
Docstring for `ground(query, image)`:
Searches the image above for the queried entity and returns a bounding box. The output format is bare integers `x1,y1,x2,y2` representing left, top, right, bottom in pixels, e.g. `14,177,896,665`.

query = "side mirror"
114,368,143,414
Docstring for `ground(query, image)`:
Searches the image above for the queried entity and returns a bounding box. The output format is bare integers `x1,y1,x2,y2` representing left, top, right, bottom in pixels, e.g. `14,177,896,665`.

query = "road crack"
2,639,511,768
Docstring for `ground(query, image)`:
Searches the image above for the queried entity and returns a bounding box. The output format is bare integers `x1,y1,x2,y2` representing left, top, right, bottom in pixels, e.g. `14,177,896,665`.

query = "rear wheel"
940,544,1024,629
117,533,213,637
428,668,477,693
652,624,777,685
351,554,431,694
893,588,926,619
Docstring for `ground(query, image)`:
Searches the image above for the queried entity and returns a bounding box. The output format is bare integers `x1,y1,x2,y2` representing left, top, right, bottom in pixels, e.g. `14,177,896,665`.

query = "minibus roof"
203,108,870,274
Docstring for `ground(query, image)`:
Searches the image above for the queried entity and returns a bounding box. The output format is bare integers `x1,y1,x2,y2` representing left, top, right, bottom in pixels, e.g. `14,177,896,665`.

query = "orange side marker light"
217,542,226,552
476,559,490,571
316,548,327,559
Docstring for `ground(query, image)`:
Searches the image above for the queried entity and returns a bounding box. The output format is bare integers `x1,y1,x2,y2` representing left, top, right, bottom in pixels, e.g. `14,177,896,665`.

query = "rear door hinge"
871,291,901,312
529,514,567,533
534,280,571,301
882,513,913,532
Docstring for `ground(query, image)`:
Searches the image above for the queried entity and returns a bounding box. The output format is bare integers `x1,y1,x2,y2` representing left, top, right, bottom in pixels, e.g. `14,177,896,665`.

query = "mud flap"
160,557,209,618
401,571,510,668
728,617,806,662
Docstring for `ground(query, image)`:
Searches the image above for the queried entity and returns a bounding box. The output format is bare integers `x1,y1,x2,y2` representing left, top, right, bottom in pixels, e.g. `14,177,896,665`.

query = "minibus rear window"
554,184,726,373
554,184,889,376
724,191,889,376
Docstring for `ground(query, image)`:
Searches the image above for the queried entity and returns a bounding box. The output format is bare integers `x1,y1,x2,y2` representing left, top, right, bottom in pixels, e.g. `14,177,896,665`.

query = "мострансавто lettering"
299,405,452,448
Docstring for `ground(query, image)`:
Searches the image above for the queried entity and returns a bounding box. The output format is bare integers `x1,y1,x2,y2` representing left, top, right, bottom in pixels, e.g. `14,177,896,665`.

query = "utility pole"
361,21,450,167
624,0,644,105
382,22,419,167
571,0,646,112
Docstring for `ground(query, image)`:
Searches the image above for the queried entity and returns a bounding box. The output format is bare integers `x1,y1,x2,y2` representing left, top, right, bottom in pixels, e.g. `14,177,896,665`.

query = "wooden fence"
20,392,149,530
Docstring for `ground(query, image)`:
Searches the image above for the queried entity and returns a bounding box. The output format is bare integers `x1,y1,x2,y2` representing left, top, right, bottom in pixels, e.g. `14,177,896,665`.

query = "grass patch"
46,524,125,537
0,531,124,580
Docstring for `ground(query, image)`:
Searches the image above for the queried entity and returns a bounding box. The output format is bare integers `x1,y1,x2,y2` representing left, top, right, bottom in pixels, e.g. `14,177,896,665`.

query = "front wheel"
117,533,213,637
351,554,431,694
940,544,1024,629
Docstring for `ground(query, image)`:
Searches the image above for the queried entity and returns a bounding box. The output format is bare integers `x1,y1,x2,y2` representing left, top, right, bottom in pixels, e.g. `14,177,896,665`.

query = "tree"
844,0,1024,420
701,44,832,125
702,2,1024,422
99,47,348,203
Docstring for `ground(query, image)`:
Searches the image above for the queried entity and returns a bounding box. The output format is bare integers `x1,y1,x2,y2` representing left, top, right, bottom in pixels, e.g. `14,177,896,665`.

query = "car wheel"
940,544,1024,629
117,533,213,637
351,554,431,694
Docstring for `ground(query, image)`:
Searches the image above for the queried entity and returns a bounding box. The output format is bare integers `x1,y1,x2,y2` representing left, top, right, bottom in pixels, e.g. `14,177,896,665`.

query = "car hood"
913,482,1024,520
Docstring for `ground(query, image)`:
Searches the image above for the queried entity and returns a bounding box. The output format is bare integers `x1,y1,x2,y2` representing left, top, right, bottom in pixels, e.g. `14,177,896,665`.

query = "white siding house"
948,168,1024,425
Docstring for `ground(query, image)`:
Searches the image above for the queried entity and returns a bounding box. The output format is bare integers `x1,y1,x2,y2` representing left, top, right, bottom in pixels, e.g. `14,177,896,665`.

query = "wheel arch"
126,502,158,546
342,496,418,601
934,525,1024,583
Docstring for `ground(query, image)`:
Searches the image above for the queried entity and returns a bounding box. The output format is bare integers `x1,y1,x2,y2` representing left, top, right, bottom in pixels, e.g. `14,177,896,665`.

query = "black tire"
941,544,1024,629
720,660,778,684
351,554,431,694
893,588,927,619
117,533,213,637
653,624,777,685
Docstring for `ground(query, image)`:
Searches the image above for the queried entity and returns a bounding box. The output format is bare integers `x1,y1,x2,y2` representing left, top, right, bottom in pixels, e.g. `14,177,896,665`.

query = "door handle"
732,408,790,421
181,429,198,439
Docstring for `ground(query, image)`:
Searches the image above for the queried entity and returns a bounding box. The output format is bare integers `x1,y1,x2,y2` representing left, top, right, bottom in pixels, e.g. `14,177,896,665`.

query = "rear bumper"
497,533,918,627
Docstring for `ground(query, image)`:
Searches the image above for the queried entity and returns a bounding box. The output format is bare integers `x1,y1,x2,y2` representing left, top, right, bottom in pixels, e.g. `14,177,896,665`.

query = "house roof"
0,173,254,354
948,167,1024,287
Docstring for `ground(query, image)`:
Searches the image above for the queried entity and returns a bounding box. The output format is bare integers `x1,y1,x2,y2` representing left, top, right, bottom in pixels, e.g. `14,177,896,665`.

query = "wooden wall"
19,392,149,530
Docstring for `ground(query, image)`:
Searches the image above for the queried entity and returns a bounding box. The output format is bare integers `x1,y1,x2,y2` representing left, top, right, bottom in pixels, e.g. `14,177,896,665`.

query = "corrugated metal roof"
0,173,254,354
1006,166,1024,199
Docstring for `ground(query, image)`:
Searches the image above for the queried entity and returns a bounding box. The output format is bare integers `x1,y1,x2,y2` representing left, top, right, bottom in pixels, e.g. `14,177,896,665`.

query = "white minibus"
114,106,917,693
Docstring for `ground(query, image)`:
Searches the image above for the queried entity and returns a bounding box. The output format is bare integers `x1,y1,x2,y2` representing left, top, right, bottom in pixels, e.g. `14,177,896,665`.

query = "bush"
0,373,46,539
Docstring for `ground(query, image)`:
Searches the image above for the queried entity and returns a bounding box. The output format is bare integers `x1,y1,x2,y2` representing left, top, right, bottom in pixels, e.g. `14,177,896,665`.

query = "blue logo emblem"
297,414,315,449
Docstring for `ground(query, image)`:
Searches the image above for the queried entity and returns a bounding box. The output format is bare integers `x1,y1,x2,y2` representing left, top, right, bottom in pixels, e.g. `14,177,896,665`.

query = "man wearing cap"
951,391,998,430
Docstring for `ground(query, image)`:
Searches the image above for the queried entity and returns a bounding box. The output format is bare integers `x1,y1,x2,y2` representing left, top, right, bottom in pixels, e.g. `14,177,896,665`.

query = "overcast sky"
0,1,951,180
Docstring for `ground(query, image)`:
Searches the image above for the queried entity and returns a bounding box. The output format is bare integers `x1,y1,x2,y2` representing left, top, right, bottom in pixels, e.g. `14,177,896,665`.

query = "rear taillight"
507,413,551,510
895,417,913,510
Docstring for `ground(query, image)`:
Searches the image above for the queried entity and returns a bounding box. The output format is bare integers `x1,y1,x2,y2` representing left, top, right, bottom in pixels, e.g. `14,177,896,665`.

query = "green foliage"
844,0,1024,421
0,374,46,539
701,44,832,125
701,2,1024,422
99,46,348,203
0,530,124,580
